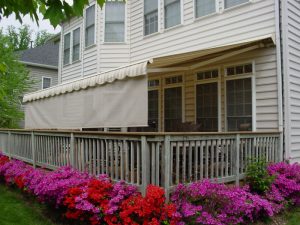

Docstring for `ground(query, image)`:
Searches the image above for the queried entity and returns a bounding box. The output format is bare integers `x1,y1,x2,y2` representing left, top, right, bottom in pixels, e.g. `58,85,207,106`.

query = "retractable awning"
24,34,275,129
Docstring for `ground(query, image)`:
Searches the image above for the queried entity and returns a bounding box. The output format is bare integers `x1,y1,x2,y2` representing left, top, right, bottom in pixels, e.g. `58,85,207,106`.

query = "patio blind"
25,76,148,129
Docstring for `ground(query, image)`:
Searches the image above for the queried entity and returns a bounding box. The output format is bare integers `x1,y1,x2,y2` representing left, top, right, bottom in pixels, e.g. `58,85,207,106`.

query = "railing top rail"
0,128,281,137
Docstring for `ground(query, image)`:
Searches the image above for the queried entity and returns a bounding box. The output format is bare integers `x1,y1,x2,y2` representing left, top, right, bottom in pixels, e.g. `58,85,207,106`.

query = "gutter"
20,61,58,70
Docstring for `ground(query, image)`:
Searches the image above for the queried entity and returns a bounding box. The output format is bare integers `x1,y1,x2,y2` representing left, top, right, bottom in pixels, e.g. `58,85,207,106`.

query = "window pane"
144,0,158,35
63,33,70,65
85,25,95,46
105,2,125,42
64,49,70,65
86,5,95,27
73,28,80,45
226,78,252,131
196,82,218,131
105,23,125,42
73,45,80,61
225,0,248,8
64,33,70,50
43,78,51,89
164,87,182,131
196,0,216,18
73,28,80,62
165,0,181,29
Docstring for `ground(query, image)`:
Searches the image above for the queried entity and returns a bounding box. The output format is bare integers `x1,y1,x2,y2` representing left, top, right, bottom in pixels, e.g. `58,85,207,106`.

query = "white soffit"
23,60,149,103
148,34,276,68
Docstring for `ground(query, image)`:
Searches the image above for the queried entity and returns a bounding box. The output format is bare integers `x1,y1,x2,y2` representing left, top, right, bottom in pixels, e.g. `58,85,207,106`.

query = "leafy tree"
35,30,54,47
0,31,32,128
0,0,109,27
6,25,32,51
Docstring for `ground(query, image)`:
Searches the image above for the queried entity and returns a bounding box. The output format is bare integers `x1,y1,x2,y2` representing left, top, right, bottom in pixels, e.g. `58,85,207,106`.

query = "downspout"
274,0,284,161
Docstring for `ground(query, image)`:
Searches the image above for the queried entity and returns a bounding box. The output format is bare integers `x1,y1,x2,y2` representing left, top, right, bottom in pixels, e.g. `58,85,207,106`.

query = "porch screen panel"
164,87,182,132
148,90,159,131
196,82,218,131
25,77,148,129
226,78,252,131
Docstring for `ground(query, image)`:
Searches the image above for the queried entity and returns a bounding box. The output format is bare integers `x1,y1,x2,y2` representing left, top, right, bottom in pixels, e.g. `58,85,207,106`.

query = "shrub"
246,159,275,194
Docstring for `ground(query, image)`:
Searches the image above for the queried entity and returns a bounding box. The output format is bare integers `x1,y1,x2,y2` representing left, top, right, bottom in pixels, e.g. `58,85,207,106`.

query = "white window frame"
85,4,96,48
194,67,222,132
148,78,162,131
194,0,219,20
143,0,161,36
103,1,127,43
222,0,252,11
224,61,256,132
163,0,182,30
72,27,81,62
63,32,71,66
163,74,185,131
42,76,52,89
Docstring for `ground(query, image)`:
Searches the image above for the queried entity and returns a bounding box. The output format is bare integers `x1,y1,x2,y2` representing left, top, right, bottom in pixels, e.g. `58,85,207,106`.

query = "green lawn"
0,185,57,225
285,207,300,225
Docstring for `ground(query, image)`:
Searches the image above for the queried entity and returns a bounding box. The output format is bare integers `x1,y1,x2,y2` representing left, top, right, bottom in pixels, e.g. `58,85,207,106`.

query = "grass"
0,183,300,225
0,184,57,225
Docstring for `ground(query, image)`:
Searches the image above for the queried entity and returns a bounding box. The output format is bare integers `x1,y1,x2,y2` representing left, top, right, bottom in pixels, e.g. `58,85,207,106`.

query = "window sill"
63,63,71,68
84,43,97,50
194,12,219,22
102,42,128,45
143,31,161,40
163,23,184,33
223,1,252,13
72,59,81,64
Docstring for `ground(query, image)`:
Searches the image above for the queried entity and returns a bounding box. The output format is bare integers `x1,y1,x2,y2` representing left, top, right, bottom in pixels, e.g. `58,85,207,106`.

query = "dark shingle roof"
17,41,59,67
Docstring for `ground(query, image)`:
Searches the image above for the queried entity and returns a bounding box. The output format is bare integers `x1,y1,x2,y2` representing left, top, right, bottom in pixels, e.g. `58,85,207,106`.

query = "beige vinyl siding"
130,0,275,62
26,66,58,93
148,47,278,132
282,0,300,162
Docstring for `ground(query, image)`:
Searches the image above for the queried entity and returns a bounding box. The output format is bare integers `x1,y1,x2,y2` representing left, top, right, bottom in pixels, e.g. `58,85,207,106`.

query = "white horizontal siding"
282,0,300,162
130,0,276,62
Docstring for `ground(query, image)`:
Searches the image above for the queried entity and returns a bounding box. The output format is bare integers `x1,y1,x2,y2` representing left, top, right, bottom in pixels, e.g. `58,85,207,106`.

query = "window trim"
222,0,252,12
224,61,256,132
193,0,219,20
194,67,221,132
163,74,185,131
85,4,96,48
148,78,162,131
42,76,52,89
72,27,81,63
163,0,182,30
143,0,161,36
103,1,127,43
63,32,71,66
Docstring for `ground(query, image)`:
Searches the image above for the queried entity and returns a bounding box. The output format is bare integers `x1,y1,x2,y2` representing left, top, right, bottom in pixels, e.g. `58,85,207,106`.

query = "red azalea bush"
1,151,300,225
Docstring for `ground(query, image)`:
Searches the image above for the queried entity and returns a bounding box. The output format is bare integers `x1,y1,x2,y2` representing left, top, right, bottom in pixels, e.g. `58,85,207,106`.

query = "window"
165,75,183,85
63,33,70,65
72,28,80,62
105,1,126,42
195,0,216,18
224,0,248,9
164,87,182,131
148,90,159,131
197,69,218,80
85,5,95,47
144,0,159,35
196,82,218,131
42,77,52,89
164,0,181,29
226,78,252,131
226,63,253,76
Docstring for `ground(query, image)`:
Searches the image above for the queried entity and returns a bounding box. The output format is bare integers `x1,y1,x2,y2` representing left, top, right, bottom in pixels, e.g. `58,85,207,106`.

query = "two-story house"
23,0,300,163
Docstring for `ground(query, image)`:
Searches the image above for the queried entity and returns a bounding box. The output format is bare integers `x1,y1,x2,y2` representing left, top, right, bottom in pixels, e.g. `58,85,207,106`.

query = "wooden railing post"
31,131,36,168
141,136,149,196
278,133,283,162
70,133,76,168
8,131,11,159
163,135,171,201
235,134,240,186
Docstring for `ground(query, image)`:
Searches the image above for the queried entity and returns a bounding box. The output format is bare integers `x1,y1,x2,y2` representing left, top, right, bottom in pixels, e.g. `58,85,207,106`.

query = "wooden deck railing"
0,129,282,195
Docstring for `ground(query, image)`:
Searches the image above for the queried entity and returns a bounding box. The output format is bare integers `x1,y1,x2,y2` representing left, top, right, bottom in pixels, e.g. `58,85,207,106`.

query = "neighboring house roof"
17,40,59,69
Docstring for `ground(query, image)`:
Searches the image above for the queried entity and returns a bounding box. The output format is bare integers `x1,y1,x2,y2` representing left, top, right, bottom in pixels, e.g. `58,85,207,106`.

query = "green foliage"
6,25,32,51
0,0,109,27
246,158,275,194
34,30,54,47
0,31,32,128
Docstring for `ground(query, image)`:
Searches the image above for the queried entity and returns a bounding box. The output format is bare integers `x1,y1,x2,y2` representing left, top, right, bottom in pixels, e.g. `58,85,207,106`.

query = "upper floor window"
63,33,70,65
72,28,80,62
195,0,216,18
224,0,249,9
42,77,52,89
144,0,158,35
85,5,95,47
164,0,181,29
105,1,126,42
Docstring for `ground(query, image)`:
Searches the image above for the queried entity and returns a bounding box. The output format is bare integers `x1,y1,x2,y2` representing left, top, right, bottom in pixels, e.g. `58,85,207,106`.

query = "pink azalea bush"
1,151,300,225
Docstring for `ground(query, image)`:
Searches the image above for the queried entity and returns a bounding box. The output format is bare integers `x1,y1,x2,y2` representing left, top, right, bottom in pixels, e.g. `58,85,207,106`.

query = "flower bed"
0,151,300,225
